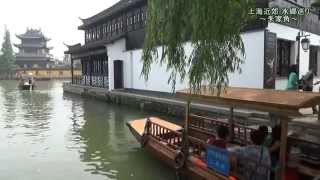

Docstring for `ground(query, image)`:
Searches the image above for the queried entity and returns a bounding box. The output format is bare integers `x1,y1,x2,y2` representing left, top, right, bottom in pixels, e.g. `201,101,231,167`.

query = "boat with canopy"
127,87,320,180
18,73,36,90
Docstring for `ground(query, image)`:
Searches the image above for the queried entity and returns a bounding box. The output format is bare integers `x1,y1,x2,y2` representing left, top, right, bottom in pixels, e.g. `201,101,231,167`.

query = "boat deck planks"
128,117,183,136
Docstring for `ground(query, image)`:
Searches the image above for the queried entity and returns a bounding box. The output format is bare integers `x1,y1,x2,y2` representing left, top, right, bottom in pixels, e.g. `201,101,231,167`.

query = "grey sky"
0,0,120,60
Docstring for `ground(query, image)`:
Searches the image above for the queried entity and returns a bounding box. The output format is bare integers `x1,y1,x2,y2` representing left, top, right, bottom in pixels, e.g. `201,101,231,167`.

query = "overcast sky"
0,0,120,60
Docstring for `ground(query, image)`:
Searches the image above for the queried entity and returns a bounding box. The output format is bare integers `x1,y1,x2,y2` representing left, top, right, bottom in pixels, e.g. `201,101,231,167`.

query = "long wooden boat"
127,87,320,180
127,117,233,180
18,76,36,90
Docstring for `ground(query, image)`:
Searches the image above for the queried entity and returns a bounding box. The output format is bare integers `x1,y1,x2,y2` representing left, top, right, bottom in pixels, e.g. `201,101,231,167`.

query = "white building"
66,0,320,92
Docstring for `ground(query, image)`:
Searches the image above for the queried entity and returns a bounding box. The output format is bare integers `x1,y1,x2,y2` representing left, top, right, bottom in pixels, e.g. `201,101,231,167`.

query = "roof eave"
78,0,146,30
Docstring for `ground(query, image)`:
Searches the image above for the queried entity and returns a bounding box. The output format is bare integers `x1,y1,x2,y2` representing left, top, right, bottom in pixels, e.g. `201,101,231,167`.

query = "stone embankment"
63,83,320,143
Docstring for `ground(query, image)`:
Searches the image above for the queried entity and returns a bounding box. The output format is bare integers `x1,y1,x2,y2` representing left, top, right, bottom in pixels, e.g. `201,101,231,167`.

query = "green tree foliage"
0,27,15,75
142,0,254,94
312,0,320,8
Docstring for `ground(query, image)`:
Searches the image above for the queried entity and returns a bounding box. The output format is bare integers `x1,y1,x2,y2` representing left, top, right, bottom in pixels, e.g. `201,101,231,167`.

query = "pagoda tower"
14,28,53,69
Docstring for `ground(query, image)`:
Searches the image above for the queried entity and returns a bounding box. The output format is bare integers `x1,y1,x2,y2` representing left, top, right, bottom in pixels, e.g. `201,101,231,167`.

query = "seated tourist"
207,125,229,149
259,125,272,147
269,125,281,180
234,130,271,180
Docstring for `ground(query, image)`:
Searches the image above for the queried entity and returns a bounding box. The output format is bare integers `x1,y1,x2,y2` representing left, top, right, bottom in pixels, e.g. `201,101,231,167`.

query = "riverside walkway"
63,84,320,142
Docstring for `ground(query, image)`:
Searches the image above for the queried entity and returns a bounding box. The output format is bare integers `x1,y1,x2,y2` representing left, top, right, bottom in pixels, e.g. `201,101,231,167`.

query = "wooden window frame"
277,39,291,77
309,46,318,76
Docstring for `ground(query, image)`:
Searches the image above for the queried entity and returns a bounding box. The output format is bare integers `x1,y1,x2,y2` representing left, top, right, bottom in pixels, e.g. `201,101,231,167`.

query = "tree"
0,27,15,77
142,0,254,94
312,0,320,8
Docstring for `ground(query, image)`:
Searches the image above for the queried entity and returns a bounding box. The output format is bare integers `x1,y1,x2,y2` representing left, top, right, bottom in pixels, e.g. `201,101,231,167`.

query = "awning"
177,87,320,117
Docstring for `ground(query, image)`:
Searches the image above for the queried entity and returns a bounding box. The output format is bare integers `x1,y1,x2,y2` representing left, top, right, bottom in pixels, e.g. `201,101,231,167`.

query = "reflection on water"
0,80,175,180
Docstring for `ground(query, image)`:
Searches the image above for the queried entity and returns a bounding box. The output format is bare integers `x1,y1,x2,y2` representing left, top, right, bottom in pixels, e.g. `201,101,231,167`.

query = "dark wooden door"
309,46,318,76
264,30,277,89
114,60,123,89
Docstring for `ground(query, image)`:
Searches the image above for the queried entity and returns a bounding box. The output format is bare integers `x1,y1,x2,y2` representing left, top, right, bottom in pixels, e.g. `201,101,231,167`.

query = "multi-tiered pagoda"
14,28,53,69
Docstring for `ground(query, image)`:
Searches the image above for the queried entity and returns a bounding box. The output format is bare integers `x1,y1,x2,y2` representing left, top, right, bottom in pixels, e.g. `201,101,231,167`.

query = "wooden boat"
18,73,35,90
127,87,320,180
127,117,185,169
19,80,35,90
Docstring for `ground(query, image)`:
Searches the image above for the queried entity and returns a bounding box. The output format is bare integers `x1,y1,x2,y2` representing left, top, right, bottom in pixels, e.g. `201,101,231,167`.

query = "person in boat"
259,125,272,147
28,78,32,85
207,125,230,149
301,69,318,114
269,125,281,180
287,64,299,91
233,130,271,180
301,69,315,91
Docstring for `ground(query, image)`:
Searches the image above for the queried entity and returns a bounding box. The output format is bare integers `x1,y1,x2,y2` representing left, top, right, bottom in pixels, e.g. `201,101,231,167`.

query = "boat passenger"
234,130,271,180
259,125,272,147
287,64,299,91
301,69,318,114
269,125,281,180
207,125,229,149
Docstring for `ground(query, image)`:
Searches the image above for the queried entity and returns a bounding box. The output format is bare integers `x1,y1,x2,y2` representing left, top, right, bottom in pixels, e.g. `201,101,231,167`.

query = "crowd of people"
205,125,299,180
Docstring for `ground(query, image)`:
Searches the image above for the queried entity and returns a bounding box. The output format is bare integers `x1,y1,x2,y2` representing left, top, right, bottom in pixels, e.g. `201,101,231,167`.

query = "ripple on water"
0,81,176,180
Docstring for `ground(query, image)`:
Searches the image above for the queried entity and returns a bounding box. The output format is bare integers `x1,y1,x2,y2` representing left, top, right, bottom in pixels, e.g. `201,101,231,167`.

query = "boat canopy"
177,87,320,117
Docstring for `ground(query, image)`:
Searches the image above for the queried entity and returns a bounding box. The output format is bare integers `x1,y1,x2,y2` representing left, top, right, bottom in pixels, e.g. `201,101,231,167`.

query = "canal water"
0,81,176,180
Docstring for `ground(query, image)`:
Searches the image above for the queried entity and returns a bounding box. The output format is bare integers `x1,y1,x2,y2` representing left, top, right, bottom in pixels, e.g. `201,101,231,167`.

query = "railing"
189,114,229,133
188,136,207,157
189,113,255,145
16,53,51,58
233,126,255,145
72,75,109,89
147,121,183,149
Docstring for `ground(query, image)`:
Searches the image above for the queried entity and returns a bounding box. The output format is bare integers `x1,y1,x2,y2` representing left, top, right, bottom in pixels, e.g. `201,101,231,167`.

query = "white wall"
127,30,266,92
106,25,320,92
105,31,266,92
228,30,265,89
129,44,191,92
106,39,190,92
106,39,128,91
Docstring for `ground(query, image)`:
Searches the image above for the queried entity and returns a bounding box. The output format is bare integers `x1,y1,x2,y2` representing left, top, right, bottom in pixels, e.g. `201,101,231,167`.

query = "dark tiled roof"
79,0,146,29
16,28,50,41
65,33,125,54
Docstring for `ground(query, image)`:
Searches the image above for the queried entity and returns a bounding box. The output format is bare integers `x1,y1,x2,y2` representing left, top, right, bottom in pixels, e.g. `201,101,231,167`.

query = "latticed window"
141,11,145,21
277,39,291,77
137,12,140,22
309,46,318,76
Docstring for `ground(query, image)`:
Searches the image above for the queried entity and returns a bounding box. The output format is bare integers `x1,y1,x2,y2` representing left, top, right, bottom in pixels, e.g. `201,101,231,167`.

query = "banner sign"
206,145,230,176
